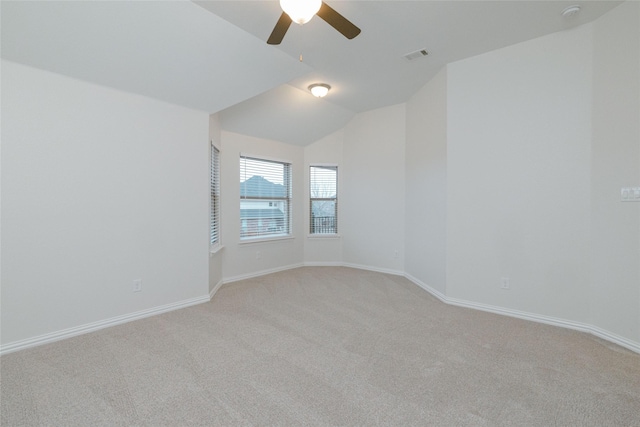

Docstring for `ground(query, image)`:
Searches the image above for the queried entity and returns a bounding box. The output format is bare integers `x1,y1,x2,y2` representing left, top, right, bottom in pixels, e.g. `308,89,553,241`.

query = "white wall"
341,104,406,273
3,2,638,353
303,130,344,265
437,2,640,348
446,25,593,322
219,131,304,281
1,61,210,346
590,1,640,343
405,68,448,295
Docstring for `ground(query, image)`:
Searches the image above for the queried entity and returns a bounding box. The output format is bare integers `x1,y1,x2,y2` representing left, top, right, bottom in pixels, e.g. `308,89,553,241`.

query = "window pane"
240,157,288,198
310,200,336,234
240,156,291,240
310,166,337,199
310,165,337,234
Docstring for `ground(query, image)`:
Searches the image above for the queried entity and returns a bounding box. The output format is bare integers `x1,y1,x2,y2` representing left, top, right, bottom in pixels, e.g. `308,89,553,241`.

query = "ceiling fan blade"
267,12,292,45
317,2,361,40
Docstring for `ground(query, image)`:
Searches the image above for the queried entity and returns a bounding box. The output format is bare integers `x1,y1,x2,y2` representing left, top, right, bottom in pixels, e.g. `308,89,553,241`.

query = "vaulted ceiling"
1,1,622,146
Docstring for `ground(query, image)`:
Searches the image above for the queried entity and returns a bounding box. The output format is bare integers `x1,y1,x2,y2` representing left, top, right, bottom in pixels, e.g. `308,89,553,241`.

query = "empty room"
1,1,639,425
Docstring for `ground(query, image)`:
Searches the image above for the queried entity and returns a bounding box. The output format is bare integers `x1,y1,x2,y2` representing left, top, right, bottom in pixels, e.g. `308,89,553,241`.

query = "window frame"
239,155,292,242
309,164,338,236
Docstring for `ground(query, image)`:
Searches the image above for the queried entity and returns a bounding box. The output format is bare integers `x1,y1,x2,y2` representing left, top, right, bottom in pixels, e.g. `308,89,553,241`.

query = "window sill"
307,234,341,239
210,244,224,255
239,235,295,245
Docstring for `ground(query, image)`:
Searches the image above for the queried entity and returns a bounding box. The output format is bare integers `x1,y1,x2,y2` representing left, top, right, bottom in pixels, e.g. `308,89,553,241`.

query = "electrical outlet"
133,279,142,293
256,251,261,260
500,277,510,290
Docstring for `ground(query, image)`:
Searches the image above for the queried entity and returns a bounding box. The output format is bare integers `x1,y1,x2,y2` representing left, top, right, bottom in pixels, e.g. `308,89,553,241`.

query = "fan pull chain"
298,25,305,62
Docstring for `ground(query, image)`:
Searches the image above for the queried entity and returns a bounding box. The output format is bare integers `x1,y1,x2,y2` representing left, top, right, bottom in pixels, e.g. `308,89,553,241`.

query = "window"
240,156,292,240
310,165,337,234
210,144,220,246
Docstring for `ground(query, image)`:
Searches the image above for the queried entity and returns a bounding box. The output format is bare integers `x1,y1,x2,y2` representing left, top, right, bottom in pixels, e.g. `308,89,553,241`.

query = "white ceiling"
2,1,622,146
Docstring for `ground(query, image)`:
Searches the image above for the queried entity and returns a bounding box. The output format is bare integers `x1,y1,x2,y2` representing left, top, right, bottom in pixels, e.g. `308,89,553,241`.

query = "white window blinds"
310,165,337,234
210,144,220,245
240,156,292,240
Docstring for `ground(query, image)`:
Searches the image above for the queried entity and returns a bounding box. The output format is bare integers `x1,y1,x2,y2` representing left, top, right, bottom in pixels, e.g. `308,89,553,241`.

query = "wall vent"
403,49,429,61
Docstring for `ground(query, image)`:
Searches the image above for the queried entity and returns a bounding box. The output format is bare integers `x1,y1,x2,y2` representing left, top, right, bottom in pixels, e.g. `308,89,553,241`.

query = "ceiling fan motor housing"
268,1,361,45
280,0,322,25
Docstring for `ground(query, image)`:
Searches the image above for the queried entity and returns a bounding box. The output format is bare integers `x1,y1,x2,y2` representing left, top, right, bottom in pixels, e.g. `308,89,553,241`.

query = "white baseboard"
0,294,211,356
5,266,638,356
404,272,448,302
222,261,403,280
222,263,304,284
341,262,405,277
403,274,640,355
303,261,405,277
587,325,640,354
303,261,343,267
209,279,224,299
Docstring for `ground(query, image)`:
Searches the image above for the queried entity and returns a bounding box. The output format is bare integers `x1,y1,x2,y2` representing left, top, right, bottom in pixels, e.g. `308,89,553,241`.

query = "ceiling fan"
267,0,361,45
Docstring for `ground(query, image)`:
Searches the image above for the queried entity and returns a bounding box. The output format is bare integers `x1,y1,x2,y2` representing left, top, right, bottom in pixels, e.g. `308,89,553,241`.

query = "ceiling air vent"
403,49,429,61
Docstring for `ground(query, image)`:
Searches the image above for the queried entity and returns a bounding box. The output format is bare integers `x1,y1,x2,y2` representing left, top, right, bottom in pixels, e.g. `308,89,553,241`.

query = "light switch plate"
621,187,640,202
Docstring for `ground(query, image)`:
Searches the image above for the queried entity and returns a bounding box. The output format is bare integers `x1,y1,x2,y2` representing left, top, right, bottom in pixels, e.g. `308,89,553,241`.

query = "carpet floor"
1,267,639,426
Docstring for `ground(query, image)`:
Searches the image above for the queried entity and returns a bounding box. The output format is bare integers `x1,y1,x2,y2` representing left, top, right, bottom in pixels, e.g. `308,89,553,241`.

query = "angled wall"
218,131,305,282
405,68,448,295
589,1,640,344
403,2,639,350
341,105,406,273
446,24,593,323
303,130,344,265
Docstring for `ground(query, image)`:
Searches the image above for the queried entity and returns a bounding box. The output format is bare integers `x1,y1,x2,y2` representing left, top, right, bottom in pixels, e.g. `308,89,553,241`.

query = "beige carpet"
2,267,639,426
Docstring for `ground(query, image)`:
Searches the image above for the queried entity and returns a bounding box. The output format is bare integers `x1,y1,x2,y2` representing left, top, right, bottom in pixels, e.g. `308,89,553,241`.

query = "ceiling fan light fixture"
280,0,322,25
309,83,331,98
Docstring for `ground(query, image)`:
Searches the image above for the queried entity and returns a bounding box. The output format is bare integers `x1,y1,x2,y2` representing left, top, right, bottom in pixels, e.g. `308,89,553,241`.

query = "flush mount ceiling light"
308,83,331,98
561,5,581,18
280,0,322,25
